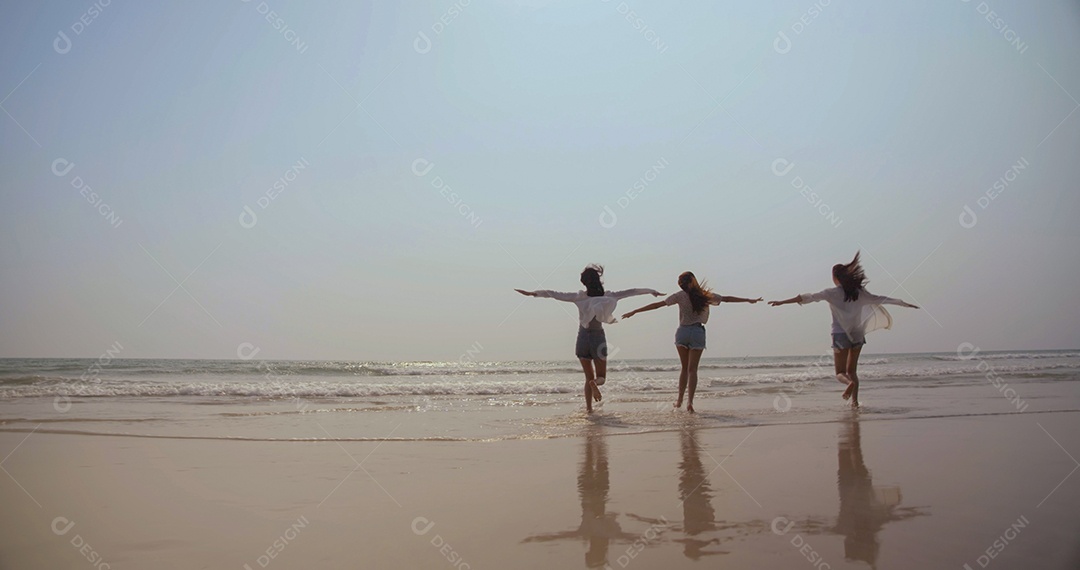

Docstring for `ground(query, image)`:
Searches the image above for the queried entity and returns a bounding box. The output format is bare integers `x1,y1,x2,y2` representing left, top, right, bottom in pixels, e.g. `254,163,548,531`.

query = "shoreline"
2,410,1078,568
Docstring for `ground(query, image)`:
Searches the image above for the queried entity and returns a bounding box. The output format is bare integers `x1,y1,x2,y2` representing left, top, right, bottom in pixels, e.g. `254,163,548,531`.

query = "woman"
515,265,662,413
769,252,919,407
622,272,762,413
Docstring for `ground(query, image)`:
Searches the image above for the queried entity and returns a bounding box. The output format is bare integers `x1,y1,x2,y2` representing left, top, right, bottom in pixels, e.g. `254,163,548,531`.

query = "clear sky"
2,1,1078,360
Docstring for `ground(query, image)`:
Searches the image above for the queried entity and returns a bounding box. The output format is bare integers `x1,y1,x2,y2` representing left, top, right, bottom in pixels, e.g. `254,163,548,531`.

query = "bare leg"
676,345,690,409
579,358,596,413
686,349,704,413
592,358,607,402
846,346,863,407
836,348,854,400
834,349,852,385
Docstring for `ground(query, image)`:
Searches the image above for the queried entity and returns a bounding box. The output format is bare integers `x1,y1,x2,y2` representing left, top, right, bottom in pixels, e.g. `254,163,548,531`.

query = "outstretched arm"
719,295,763,304
622,301,667,319
864,292,919,309
610,288,665,300
768,295,802,307
514,289,581,302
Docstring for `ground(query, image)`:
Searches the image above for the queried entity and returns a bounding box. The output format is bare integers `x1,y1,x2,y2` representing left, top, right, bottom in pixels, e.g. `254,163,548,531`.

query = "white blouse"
534,288,662,329
799,287,905,343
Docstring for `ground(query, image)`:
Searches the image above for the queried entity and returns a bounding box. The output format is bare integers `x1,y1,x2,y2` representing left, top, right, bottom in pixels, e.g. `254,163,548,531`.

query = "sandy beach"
3,408,1078,569
5,0,1080,567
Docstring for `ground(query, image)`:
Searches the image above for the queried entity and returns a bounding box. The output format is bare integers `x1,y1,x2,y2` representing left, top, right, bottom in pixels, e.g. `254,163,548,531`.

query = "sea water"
1,351,1077,442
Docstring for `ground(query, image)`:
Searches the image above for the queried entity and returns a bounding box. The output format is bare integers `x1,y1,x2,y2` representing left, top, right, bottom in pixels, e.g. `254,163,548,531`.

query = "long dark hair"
678,271,713,313
581,264,605,297
833,252,867,302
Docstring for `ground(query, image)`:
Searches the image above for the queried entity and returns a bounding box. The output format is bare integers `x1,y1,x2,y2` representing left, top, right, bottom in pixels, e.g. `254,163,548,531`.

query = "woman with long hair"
622,272,762,413
516,265,662,413
769,252,919,407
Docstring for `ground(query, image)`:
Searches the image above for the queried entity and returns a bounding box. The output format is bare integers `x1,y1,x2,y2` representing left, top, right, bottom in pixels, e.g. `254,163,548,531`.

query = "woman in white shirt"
622,272,762,413
516,265,663,413
769,252,919,407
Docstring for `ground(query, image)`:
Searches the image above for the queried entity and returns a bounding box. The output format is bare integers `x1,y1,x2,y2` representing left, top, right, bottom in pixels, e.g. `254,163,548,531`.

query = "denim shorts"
576,328,608,360
831,333,866,350
675,324,707,350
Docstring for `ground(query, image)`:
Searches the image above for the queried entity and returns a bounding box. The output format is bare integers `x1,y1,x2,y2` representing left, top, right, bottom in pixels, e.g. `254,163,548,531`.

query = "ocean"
1,350,1077,442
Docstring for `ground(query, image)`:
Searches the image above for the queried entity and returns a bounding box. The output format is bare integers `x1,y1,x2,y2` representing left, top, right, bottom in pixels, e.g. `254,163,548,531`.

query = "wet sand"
1,410,1079,569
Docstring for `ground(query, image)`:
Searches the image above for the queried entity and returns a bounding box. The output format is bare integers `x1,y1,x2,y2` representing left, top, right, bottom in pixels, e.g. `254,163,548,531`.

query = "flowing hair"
580,264,605,297
678,271,713,313
833,252,868,302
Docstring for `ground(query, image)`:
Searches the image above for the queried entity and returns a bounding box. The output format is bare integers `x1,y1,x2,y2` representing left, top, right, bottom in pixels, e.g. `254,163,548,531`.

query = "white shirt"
534,289,662,329
664,290,722,326
799,287,904,343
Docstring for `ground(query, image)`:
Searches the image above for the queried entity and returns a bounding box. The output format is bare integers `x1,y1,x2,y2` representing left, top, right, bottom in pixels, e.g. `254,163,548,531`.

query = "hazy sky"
2,1,1078,360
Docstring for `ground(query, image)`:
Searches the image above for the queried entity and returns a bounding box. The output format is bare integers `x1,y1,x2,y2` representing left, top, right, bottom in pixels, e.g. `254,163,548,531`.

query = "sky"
1,0,1079,361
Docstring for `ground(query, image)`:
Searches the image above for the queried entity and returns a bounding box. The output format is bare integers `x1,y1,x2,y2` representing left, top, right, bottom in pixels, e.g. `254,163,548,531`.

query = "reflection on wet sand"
834,419,927,566
676,428,726,559
525,419,928,567
522,425,637,568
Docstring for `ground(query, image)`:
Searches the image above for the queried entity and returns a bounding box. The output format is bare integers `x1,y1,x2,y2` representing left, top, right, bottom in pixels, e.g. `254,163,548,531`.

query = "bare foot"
687,404,695,413
674,399,683,409
592,384,602,402
842,383,856,401
850,399,860,409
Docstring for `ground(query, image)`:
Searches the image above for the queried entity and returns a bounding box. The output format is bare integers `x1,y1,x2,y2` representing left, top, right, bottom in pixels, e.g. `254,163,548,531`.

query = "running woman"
769,252,919,407
622,271,762,413
516,265,663,413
